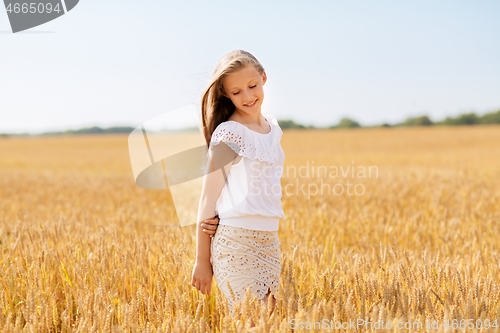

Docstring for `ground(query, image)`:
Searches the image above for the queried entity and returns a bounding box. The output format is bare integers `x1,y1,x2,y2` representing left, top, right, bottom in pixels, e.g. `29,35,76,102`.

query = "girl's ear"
262,71,267,85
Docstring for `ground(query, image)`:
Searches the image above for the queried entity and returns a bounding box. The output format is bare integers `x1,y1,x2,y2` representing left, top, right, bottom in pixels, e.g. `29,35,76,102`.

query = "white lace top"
208,114,286,231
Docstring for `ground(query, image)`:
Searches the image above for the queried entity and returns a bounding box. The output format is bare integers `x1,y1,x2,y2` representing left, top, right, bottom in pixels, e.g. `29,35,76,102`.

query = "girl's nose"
244,89,253,101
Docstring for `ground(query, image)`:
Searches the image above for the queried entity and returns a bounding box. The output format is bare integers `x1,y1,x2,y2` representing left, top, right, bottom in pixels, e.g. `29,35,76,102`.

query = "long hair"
200,50,265,148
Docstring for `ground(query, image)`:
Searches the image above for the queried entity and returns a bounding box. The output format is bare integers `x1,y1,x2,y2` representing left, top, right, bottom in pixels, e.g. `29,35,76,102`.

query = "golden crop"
0,125,499,332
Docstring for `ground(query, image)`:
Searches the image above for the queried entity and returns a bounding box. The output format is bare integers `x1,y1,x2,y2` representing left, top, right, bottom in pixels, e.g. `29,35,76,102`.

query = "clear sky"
1,0,499,134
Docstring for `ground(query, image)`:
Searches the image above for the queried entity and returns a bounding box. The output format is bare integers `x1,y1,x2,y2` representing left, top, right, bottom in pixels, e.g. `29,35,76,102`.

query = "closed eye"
232,85,257,95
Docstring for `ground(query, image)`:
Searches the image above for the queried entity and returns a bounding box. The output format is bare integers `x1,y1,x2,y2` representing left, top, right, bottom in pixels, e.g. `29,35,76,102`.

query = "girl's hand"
201,215,219,238
191,259,213,295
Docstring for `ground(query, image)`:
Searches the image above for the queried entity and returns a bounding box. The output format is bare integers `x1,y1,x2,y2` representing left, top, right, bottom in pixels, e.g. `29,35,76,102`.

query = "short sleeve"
210,122,243,156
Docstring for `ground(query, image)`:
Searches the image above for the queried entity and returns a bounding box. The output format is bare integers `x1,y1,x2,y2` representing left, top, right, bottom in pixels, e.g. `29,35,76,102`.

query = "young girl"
191,49,286,321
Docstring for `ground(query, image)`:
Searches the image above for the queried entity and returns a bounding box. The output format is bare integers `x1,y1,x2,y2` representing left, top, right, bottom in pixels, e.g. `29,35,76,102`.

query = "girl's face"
222,65,267,117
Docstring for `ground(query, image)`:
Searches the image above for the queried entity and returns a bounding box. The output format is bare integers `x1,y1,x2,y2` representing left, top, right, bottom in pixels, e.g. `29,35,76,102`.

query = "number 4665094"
6,3,62,14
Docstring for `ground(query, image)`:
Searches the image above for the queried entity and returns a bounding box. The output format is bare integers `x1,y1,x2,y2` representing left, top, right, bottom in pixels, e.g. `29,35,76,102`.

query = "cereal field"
0,125,499,332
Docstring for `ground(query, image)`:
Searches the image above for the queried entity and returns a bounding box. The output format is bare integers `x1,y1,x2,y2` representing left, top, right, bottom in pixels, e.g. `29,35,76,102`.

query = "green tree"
277,119,306,129
401,115,433,126
437,112,479,125
479,110,500,124
331,117,361,128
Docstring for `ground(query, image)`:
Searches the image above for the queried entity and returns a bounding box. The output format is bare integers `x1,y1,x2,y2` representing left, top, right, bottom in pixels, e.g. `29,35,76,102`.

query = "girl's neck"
229,111,265,127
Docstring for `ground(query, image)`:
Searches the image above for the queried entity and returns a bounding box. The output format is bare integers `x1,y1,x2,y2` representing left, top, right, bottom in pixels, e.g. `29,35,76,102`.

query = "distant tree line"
0,109,499,137
0,126,138,137
44,126,137,135
276,118,362,129
392,110,500,127
278,109,500,129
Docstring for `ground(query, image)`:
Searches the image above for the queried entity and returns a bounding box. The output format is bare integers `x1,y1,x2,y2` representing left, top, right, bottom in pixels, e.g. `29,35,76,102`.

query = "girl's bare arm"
195,152,232,261
192,143,238,294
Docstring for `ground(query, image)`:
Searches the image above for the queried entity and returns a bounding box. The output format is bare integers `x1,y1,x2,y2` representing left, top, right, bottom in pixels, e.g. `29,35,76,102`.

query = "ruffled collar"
226,114,273,135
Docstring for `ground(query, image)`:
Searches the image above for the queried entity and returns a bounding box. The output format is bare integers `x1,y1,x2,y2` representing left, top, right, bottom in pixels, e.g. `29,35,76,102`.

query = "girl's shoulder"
210,114,283,164
264,114,282,131
210,119,243,144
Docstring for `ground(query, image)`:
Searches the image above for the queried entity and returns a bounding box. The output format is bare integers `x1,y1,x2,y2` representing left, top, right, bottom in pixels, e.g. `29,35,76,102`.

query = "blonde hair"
200,50,265,148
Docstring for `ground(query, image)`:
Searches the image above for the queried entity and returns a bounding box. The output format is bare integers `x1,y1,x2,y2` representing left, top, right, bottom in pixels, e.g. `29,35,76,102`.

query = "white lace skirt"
210,224,281,317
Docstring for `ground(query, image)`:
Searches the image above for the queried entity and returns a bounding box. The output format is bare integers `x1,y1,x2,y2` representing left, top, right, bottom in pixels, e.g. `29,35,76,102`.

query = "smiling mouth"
244,100,257,106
